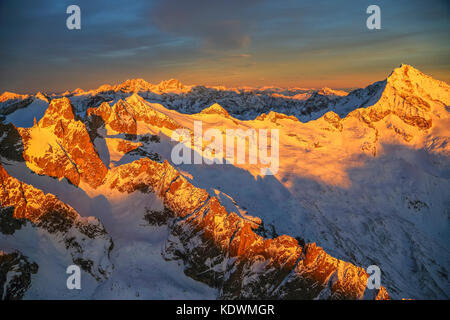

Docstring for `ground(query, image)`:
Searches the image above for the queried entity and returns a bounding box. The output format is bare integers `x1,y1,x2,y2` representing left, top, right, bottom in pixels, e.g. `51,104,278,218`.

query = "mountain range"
0,64,448,299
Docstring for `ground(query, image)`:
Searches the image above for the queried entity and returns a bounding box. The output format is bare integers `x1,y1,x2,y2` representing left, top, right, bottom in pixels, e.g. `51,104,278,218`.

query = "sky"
0,0,449,93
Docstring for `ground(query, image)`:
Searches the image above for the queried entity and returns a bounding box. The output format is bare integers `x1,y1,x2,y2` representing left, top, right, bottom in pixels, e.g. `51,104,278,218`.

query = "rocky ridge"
0,164,114,291
1,64,448,299
18,97,108,188
103,158,389,299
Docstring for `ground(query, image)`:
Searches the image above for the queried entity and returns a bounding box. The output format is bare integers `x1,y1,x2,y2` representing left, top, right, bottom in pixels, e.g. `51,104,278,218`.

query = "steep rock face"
86,94,183,135
0,250,38,300
126,94,184,131
322,111,343,131
0,123,24,161
102,158,388,300
89,99,139,134
18,97,108,188
0,164,113,283
107,99,137,134
273,243,390,300
1,163,78,222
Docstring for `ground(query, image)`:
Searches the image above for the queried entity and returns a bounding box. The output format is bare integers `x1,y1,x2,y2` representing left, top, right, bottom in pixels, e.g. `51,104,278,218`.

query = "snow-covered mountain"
0,164,113,299
0,65,448,299
1,78,351,125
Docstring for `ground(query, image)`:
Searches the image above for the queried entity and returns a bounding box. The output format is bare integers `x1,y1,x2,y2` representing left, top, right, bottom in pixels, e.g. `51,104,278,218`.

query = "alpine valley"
0,64,448,300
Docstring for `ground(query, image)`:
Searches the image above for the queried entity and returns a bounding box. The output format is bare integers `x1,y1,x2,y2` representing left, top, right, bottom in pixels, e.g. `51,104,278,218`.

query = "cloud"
229,54,252,58
150,0,263,50
0,0,448,92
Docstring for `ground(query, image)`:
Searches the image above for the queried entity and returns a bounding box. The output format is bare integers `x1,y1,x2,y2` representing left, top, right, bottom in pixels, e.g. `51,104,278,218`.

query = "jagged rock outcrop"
106,99,137,134
103,158,389,299
0,250,38,300
1,65,447,300
322,111,343,131
0,164,113,284
86,94,183,134
0,122,24,161
255,111,299,124
18,97,108,188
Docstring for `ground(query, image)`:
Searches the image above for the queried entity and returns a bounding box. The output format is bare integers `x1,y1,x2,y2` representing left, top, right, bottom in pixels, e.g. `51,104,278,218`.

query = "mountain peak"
200,103,229,117
116,78,153,93
391,63,419,74
156,78,185,92
341,64,450,131
72,88,85,95
383,64,449,101
39,97,75,127
35,91,49,103
387,64,431,86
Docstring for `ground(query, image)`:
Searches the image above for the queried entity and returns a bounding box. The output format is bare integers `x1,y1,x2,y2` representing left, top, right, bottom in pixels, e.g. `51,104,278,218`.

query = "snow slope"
1,64,448,299
73,65,449,299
